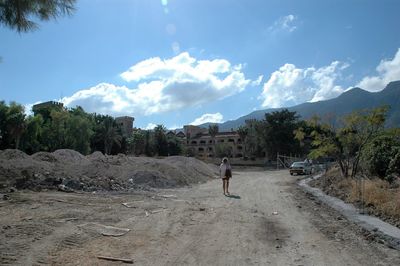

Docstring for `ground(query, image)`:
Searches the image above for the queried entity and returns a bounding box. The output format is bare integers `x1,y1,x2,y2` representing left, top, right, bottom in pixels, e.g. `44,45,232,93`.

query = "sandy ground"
1,169,399,265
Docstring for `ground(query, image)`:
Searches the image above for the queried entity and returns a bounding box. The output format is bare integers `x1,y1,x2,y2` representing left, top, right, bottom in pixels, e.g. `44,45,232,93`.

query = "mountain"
200,80,400,130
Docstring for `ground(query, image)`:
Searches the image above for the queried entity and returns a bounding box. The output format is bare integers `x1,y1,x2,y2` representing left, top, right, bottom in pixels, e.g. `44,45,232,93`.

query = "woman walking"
220,157,232,196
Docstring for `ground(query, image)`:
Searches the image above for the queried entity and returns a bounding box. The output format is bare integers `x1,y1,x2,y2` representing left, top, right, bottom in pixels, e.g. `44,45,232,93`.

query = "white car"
289,162,312,175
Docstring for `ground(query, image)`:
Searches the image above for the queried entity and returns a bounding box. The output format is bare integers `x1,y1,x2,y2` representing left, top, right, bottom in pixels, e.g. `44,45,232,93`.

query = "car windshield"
292,162,305,167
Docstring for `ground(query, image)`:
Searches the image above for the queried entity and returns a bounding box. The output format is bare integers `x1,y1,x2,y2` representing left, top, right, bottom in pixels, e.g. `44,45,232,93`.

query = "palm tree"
237,125,248,158
6,102,26,150
154,124,168,156
208,124,219,158
99,117,122,155
0,0,76,32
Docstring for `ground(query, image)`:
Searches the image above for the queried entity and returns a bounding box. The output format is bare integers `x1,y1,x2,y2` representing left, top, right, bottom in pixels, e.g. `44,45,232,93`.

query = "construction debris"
97,255,134,264
0,149,218,192
78,222,130,237
122,201,144,208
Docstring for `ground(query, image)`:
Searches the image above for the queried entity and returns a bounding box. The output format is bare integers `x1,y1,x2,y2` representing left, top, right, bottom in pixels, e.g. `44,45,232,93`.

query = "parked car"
289,161,312,175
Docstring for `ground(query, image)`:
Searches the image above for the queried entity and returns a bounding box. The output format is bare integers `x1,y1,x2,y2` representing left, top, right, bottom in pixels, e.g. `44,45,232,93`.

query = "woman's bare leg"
222,179,226,194
226,179,230,195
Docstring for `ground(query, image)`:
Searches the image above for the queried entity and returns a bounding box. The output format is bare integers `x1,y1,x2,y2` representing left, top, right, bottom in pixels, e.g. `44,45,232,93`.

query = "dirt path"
1,170,399,265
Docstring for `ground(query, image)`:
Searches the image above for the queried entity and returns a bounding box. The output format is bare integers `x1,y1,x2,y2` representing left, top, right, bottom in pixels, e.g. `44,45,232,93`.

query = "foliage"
237,125,248,158
6,102,26,149
127,129,146,156
215,143,232,158
166,134,183,156
256,109,301,158
0,0,76,32
208,124,219,157
96,116,122,155
305,106,388,178
153,125,168,156
362,129,400,183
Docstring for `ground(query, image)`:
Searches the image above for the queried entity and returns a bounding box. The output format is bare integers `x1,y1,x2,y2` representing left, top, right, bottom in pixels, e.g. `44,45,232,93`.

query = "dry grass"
349,179,400,220
310,164,400,226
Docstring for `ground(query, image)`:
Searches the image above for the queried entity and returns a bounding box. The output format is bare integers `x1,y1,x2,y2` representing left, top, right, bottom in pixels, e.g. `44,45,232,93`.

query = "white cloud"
190,112,223,125
251,75,263,86
260,61,348,108
145,123,157,130
268,14,298,33
171,41,180,54
356,48,400,92
62,52,251,116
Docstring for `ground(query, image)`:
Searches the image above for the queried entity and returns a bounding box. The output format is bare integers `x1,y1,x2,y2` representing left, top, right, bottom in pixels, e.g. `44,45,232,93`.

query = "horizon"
1,0,400,129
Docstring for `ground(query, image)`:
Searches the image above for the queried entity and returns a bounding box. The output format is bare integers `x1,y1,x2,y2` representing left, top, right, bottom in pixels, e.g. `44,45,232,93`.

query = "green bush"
362,130,400,182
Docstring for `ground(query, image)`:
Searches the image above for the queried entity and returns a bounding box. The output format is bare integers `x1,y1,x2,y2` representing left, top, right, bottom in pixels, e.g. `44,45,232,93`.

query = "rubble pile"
0,149,218,192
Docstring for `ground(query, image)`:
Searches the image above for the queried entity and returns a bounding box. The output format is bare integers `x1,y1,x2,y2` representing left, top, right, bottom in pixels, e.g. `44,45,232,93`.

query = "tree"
65,113,93,155
0,0,76,32
215,143,232,158
0,101,9,149
144,130,153,156
245,119,259,158
257,109,301,159
362,129,400,182
208,124,219,157
237,125,248,158
153,125,168,156
21,114,44,154
6,102,26,149
127,129,145,155
166,134,183,156
95,116,122,155
308,107,387,178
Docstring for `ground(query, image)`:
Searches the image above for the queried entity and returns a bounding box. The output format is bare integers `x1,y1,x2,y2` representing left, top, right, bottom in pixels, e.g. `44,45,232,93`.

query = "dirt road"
1,169,399,265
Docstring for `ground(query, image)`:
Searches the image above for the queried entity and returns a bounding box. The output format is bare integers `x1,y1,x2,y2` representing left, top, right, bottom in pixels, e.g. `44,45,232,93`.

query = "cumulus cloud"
356,48,400,92
260,61,348,108
268,14,298,33
62,52,251,116
190,112,223,125
251,75,263,86
145,123,157,130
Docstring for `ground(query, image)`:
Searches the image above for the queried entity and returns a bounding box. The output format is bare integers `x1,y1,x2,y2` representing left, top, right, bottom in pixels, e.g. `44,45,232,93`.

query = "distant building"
32,101,64,119
183,125,243,158
115,116,134,137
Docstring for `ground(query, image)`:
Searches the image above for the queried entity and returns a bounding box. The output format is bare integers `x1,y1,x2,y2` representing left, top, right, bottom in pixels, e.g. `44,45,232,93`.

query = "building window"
191,141,197,145
237,146,243,150
200,140,206,144
228,139,235,142
218,139,224,143
198,147,204,152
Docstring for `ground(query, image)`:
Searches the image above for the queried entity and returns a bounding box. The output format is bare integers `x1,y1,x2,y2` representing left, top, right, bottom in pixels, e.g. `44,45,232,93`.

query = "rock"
58,184,74,193
1,194,10,200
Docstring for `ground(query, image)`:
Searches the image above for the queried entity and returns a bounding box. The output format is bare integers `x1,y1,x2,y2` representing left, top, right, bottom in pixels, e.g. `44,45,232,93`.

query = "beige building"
115,116,134,137
182,125,243,158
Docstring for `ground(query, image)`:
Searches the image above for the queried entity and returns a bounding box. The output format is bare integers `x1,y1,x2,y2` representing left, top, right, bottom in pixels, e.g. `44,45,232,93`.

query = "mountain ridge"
197,80,400,131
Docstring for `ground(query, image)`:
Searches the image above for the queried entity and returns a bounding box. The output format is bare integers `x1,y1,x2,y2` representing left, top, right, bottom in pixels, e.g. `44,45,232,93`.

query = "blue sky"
1,0,400,129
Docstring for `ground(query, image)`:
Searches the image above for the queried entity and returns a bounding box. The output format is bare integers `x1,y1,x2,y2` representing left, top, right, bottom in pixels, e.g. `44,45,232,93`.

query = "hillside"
205,80,400,130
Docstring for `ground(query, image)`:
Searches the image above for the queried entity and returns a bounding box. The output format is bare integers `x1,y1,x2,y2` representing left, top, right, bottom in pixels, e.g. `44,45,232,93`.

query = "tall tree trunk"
15,135,21,150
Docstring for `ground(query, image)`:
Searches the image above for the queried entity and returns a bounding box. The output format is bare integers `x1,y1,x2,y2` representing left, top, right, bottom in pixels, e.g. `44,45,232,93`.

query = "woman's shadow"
225,194,241,199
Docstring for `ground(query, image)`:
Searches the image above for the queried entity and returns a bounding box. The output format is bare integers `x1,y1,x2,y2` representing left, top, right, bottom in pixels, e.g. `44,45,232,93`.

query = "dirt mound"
0,149,218,192
0,149,30,160
53,149,89,164
32,152,58,162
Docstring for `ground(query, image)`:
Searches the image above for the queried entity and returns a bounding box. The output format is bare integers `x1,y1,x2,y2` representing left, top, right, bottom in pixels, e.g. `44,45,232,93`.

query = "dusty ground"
1,169,399,265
